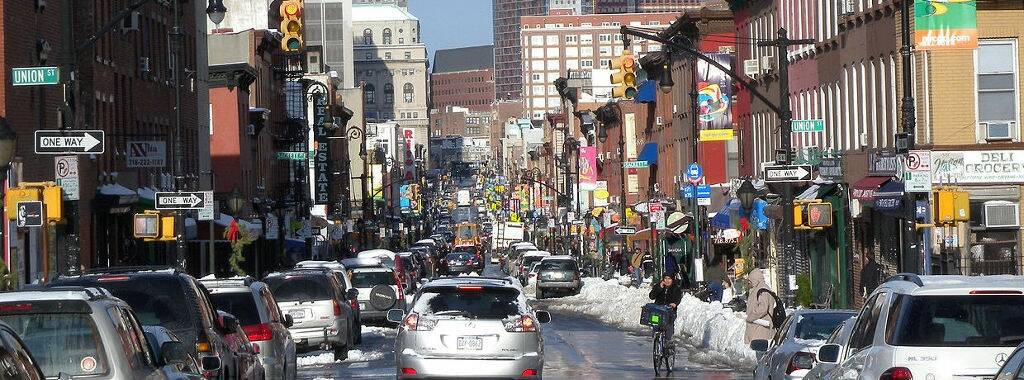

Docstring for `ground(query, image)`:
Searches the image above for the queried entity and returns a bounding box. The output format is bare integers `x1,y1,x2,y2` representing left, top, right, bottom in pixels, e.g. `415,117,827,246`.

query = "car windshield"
265,275,334,302
793,313,853,341
55,277,195,342
537,260,577,271
1,313,108,377
887,295,1024,347
350,270,396,288
209,292,261,326
412,287,525,319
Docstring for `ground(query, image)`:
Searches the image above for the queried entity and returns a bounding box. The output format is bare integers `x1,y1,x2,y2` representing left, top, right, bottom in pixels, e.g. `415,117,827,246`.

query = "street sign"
696,185,712,198
792,119,824,132
764,164,813,182
54,156,80,201
126,141,166,168
818,157,844,182
16,201,43,227
276,151,307,160
198,191,215,221
682,186,694,198
698,197,711,206
12,67,59,86
155,192,207,210
699,129,734,142
34,130,105,154
686,163,704,185
648,202,663,213
615,227,636,235
623,160,650,169
905,150,932,193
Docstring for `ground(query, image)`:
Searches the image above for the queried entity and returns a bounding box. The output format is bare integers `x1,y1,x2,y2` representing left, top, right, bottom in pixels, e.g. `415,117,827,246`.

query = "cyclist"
648,272,683,345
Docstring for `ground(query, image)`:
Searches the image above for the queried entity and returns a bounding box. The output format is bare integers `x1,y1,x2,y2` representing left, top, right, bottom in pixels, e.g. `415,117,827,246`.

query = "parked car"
751,309,856,380
215,311,263,379
803,317,857,380
263,269,356,361
347,264,407,324
387,277,552,378
0,286,204,379
517,251,551,286
442,252,478,275
51,267,236,379
143,326,204,380
535,256,582,299
294,261,363,342
201,277,297,380
0,320,45,380
816,274,1024,380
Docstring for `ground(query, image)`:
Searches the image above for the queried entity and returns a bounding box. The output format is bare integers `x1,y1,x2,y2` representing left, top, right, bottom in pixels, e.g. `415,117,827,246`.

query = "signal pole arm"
75,0,153,55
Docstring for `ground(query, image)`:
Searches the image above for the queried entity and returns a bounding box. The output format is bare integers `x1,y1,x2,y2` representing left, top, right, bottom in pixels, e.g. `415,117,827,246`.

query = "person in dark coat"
649,273,684,344
860,253,882,298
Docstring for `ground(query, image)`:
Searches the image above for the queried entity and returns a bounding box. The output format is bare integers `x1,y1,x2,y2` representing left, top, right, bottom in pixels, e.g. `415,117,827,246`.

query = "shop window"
966,200,1021,275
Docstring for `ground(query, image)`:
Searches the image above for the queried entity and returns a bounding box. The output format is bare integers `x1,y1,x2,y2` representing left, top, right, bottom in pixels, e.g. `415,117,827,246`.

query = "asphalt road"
296,258,752,379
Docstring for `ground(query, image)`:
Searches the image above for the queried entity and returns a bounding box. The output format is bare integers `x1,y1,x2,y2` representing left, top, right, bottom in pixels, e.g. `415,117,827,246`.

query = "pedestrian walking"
744,268,778,344
704,256,728,302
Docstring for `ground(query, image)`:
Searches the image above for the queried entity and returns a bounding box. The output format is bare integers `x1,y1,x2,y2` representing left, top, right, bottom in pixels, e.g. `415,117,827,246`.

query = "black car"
51,266,237,380
442,252,479,275
0,320,45,379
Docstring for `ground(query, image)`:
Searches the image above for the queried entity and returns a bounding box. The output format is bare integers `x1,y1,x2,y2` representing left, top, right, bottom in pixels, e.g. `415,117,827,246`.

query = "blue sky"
409,0,493,63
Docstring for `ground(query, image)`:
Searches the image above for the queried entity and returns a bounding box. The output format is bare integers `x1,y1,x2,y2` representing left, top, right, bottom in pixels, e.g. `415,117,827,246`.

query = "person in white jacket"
744,268,777,344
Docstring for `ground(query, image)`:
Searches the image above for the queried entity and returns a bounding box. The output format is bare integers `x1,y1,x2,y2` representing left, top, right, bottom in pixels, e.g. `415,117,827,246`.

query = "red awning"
850,176,893,200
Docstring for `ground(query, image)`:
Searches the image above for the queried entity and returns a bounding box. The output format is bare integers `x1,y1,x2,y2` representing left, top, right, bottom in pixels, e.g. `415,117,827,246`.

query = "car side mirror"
346,288,359,301
817,343,842,364
386,309,406,323
420,278,430,285
201,356,221,375
749,339,769,352
535,311,552,323
160,341,190,365
284,314,294,328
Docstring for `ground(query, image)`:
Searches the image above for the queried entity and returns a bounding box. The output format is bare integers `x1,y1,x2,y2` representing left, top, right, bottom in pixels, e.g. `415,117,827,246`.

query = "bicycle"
642,304,676,376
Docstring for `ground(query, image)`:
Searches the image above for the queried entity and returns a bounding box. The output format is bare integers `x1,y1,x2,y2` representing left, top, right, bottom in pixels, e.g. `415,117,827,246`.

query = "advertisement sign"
126,141,166,168
696,53,733,130
818,157,844,182
904,150,933,193
594,181,609,207
914,0,978,50
699,129,734,142
402,128,417,182
579,147,598,191
400,184,412,212
932,150,1024,184
54,155,80,201
312,93,331,205
868,149,901,176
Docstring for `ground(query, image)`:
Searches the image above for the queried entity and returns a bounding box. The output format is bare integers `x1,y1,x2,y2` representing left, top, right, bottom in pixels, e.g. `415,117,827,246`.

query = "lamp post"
737,179,757,212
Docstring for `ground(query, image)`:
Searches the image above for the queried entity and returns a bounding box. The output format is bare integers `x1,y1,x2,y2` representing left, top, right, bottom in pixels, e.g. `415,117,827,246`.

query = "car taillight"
196,341,211,353
880,367,913,380
786,351,815,374
403,313,436,331
242,323,273,342
521,369,538,377
333,299,342,316
504,315,537,332
401,368,417,375
969,290,1023,295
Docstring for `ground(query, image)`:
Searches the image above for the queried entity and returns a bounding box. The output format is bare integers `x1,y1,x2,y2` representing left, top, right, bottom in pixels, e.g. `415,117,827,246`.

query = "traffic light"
793,203,803,227
134,213,160,238
805,203,833,228
279,0,304,52
610,50,637,99
935,189,970,225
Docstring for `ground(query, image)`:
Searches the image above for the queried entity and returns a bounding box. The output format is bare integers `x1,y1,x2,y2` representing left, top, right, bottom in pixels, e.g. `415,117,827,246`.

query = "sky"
409,0,493,63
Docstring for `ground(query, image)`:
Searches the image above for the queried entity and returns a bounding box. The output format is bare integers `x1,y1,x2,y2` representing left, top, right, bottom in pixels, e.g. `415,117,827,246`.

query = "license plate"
288,310,306,320
552,272,564,279
456,336,482,350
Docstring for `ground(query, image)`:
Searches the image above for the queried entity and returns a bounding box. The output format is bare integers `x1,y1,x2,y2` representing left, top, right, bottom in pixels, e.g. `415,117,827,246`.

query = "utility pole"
758,28,814,305
689,54,700,281
171,0,187,269
899,0,920,274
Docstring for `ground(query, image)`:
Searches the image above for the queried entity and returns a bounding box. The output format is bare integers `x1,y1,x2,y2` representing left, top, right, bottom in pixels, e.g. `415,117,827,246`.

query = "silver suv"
264,268,355,361
535,256,581,299
202,277,297,380
0,287,201,379
387,277,551,379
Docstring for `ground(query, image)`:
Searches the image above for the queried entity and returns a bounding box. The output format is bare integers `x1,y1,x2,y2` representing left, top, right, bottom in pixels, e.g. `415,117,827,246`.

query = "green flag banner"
914,0,978,50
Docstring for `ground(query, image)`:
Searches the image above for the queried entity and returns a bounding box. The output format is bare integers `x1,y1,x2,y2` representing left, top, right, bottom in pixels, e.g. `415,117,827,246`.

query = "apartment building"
493,0,550,101
431,45,495,112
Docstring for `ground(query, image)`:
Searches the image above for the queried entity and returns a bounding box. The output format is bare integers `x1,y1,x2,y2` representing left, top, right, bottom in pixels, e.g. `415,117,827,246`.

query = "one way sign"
155,192,207,210
34,130,105,154
764,164,813,182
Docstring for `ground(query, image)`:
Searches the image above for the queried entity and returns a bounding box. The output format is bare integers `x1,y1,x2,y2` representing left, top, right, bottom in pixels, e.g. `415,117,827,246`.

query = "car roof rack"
199,276,256,287
884,273,924,287
428,275,516,285
81,266,180,276
23,286,114,301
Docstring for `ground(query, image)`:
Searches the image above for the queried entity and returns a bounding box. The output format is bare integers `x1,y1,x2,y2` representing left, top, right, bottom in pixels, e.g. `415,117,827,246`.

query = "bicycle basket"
640,303,672,327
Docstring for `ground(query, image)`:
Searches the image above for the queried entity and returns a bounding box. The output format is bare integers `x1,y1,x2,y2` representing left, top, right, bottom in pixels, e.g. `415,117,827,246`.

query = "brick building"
430,45,495,112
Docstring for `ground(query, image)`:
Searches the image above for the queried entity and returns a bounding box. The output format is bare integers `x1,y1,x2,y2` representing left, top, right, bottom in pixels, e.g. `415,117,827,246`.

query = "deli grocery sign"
932,150,1024,184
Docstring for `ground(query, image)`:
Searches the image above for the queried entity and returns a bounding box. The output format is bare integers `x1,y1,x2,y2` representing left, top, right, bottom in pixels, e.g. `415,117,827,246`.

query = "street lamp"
227,187,246,216
206,0,227,26
659,62,674,94
737,179,757,211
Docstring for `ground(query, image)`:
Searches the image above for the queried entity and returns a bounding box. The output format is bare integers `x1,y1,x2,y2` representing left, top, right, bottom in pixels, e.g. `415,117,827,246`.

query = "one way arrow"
155,192,205,209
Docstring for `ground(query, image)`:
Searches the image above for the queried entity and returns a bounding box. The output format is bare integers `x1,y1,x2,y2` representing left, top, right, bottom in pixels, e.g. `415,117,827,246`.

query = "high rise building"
493,0,549,101
431,45,495,112
593,0,697,13
305,0,356,88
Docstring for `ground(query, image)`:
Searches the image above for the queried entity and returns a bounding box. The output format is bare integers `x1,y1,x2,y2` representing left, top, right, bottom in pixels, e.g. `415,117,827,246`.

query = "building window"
405,51,412,59
365,83,375,104
383,28,392,44
385,83,394,103
404,83,414,102
385,52,392,59
599,34,611,42
365,52,371,59
363,28,373,44
976,40,1019,141
399,38,405,44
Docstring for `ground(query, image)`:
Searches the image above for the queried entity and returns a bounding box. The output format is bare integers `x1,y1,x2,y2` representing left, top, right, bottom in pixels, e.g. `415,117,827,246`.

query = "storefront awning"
634,80,657,104
637,142,658,165
873,181,905,214
97,183,140,206
797,184,837,200
850,176,893,200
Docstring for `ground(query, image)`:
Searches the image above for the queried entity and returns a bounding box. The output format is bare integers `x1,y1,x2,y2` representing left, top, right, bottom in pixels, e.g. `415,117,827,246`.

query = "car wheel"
334,344,349,361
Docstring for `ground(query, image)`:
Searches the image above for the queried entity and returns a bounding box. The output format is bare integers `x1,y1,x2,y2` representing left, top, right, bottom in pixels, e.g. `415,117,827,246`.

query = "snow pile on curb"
297,349,388,367
543,278,757,369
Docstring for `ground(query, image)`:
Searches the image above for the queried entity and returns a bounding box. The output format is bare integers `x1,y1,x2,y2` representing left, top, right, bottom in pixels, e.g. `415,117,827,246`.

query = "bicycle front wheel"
652,331,664,375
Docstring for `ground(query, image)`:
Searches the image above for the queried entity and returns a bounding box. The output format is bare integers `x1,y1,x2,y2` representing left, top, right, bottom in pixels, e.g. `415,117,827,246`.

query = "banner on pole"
579,146,598,191
914,0,977,50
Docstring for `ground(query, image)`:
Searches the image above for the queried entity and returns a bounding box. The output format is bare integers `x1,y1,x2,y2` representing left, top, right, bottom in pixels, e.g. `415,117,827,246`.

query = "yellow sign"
734,258,746,277
594,188,609,200
5,188,40,219
699,129,735,142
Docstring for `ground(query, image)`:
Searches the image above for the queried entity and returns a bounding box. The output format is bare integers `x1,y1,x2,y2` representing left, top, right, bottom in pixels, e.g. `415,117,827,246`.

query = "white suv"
817,273,1024,380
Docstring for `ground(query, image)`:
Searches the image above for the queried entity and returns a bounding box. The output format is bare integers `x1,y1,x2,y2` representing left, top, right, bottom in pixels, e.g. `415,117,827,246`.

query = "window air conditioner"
980,121,1014,141
122,11,140,33
983,201,1020,228
744,59,761,77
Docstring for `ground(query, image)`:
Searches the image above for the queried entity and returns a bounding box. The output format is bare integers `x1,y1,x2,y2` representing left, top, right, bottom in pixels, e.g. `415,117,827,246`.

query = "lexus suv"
816,273,1024,380
264,268,355,361
388,276,551,379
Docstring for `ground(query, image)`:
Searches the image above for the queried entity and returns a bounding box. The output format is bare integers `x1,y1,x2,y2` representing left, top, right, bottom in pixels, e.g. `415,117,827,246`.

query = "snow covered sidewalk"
541,278,757,369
